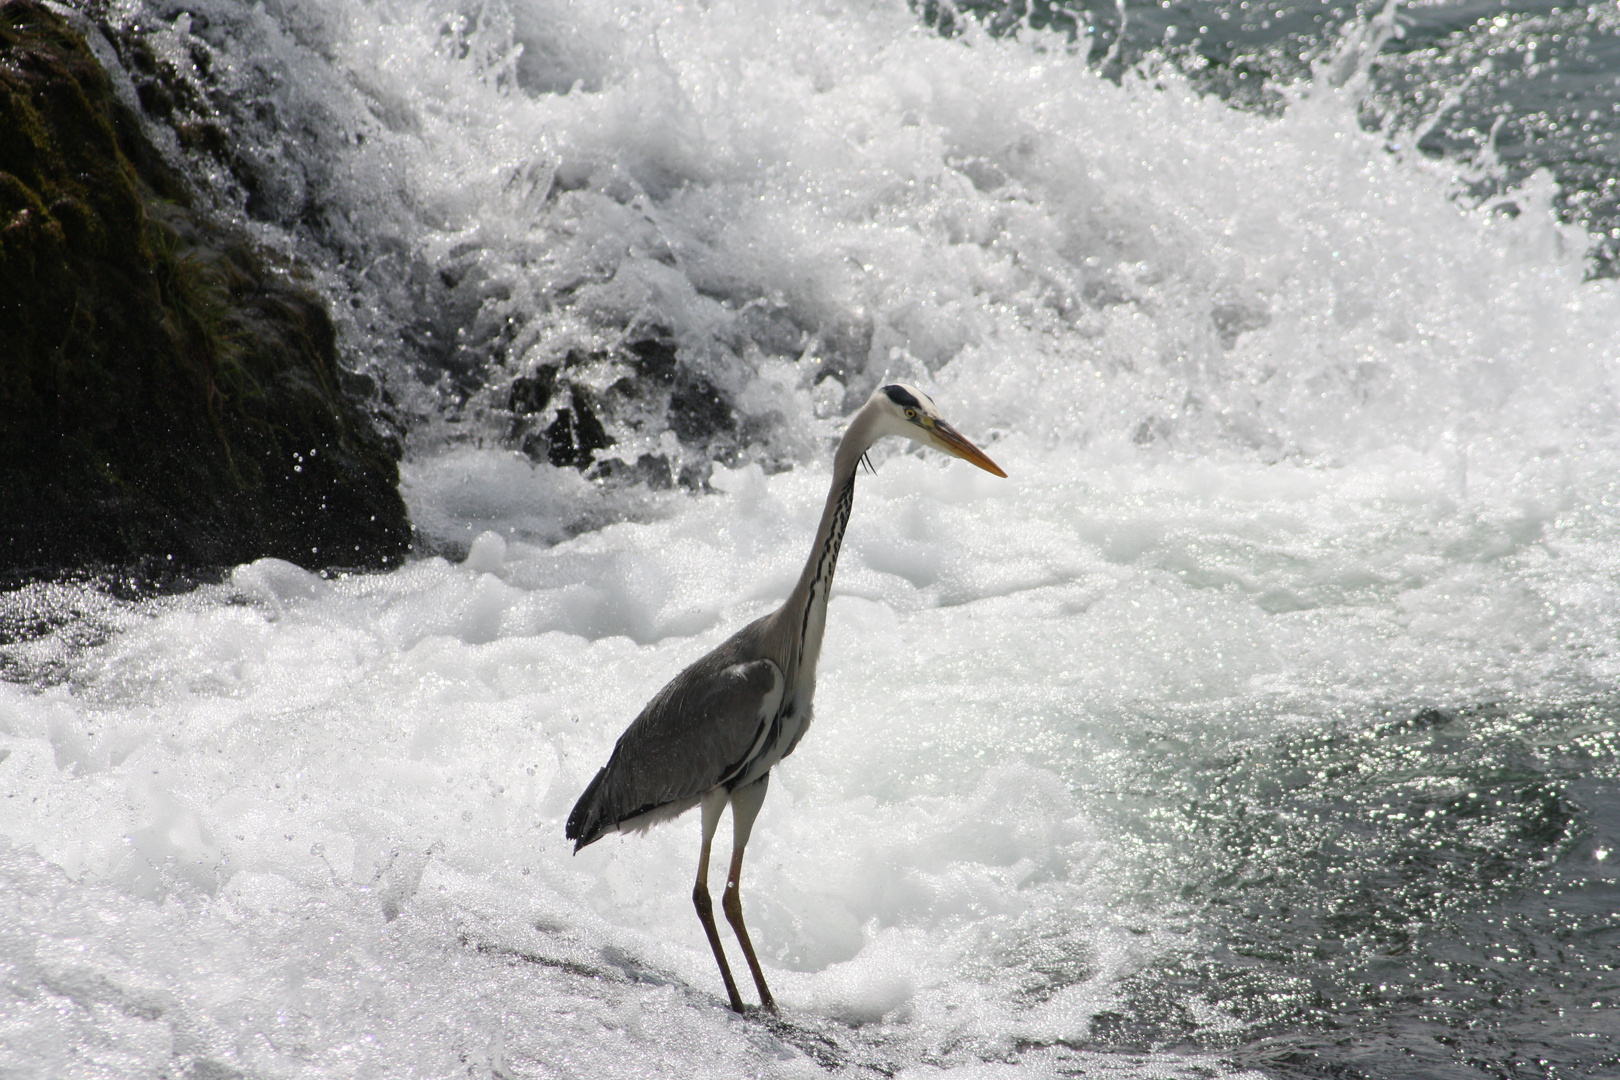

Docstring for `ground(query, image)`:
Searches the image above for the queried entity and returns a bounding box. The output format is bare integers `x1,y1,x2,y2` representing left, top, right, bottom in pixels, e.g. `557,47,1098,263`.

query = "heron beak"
930,419,1007,477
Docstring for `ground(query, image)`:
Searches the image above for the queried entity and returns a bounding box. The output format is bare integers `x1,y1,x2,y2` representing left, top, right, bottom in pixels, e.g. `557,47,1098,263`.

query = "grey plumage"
564,382,1005,1014
567,631,783,847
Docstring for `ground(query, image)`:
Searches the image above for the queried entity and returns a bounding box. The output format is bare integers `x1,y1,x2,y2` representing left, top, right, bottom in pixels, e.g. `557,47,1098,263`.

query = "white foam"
135,0,1618,465
5,0,1620,1075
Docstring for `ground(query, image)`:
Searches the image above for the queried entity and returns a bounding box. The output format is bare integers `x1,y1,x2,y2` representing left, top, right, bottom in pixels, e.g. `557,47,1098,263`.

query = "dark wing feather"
566,652,783,850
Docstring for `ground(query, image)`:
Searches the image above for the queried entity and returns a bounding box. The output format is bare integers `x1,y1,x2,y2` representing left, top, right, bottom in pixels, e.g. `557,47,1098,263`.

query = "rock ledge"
0,0,411,582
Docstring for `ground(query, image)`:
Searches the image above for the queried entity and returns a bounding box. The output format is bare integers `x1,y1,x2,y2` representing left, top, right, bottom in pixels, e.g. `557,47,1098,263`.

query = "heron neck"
782,406,881,679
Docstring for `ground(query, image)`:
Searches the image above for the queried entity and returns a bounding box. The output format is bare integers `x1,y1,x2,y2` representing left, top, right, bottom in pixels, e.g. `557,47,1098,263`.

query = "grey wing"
566,656,784,850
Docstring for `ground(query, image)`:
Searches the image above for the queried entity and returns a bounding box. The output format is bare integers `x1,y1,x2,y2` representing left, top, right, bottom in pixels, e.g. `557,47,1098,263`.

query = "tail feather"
565,766,611,851
565,760,696,851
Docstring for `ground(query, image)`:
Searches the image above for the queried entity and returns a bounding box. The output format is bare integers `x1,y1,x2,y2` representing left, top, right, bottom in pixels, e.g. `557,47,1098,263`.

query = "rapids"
3,1,1617,1076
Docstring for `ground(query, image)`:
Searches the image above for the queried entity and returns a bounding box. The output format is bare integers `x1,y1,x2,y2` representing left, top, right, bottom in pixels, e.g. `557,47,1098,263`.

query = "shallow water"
5,0,1620,1076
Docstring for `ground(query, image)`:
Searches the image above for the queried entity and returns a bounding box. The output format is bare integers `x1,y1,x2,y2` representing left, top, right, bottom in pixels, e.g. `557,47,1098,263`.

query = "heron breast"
777,698,814,760
731,693,813,789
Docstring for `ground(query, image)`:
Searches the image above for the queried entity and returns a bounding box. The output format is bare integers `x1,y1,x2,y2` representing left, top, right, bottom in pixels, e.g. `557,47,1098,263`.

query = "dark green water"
1066,702,1620,1077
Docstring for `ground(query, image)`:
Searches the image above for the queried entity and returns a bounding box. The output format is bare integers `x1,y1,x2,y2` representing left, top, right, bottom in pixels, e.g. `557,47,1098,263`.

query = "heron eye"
905,409,916,419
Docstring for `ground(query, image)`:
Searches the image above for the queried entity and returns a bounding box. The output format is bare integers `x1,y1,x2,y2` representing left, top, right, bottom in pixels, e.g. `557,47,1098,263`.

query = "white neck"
777,402,886,682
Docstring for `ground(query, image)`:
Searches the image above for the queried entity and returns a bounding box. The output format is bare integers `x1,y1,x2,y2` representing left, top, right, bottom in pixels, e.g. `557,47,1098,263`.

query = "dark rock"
510,359,614,468
535,387,612,469
625,336,677,385
0,1,410,581
669,373,735,445
505,333,739,480
508,365,559,417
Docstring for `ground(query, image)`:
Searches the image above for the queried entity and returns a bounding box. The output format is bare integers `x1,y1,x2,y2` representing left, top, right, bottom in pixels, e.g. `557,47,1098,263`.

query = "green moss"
0,0,411,579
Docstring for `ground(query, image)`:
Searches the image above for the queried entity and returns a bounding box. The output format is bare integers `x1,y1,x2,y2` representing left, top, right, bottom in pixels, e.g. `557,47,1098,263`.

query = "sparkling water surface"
3,1,1618,1077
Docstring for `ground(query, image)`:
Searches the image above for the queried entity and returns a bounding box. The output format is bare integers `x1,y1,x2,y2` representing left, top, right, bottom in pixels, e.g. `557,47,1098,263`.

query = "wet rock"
0,1,410,580
535,387,613,469
505,334,738,480
508,365,560,417
625,337,677,385
668,373,735,445
508,358,610,468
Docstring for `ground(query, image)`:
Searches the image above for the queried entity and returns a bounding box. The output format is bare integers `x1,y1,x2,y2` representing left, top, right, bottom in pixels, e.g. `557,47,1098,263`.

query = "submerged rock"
506,335,740,486
0,1,410,580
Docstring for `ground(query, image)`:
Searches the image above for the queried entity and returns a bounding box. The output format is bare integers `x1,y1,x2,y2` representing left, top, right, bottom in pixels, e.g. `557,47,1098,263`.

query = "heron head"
870,383,1007,477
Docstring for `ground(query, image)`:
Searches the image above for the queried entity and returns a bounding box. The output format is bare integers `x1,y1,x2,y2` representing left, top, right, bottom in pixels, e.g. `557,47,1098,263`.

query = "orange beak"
930,419,1007,477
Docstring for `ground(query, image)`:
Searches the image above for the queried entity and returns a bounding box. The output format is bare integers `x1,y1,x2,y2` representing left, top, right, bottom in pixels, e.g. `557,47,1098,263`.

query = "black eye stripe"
881,384,922,410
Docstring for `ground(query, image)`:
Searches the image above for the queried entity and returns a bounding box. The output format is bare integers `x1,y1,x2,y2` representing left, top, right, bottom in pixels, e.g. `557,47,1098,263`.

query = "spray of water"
3,1,1618,1076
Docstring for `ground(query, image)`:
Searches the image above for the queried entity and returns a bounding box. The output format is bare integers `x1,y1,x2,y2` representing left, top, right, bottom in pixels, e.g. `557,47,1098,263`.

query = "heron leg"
723,773,776,1013
694,786,745,1013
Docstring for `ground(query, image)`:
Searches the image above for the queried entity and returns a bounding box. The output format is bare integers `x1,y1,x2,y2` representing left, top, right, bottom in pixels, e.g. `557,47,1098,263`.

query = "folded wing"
566,655,784,850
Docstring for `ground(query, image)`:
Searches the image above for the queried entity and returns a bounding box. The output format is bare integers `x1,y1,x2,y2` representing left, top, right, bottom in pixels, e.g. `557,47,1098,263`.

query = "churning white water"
4,0,1619,1076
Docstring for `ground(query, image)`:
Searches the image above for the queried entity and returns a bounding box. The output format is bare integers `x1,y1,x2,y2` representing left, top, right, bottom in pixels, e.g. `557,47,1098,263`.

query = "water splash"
4,1,1619,1076
96,0,1620,494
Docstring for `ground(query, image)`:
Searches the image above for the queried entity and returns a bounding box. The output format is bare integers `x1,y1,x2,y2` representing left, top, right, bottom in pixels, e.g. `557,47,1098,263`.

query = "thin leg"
723,773,776,1012
694,787,745,1013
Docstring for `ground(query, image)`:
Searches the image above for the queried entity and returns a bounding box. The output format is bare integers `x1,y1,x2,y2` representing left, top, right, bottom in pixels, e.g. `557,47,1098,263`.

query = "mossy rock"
0,0,410,580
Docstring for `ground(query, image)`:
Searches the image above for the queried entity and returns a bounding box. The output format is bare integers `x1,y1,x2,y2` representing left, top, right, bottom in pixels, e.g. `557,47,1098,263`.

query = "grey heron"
565,383,1006,1013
